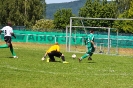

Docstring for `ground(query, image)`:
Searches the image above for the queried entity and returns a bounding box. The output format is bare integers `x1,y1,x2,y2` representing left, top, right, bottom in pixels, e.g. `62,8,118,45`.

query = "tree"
78,0,117,28
114,0,133,33
32,19,54,31
53,8,74,30
98,1,118,27
0,0,9,25
115,0,131,14
0,0,46,28
78,0,93,17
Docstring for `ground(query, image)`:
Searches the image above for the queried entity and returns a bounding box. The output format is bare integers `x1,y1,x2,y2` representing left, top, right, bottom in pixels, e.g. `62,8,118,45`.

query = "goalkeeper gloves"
41,56,46,61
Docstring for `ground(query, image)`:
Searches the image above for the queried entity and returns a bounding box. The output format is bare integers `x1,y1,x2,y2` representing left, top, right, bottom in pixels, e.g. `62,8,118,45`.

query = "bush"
32,19,55,31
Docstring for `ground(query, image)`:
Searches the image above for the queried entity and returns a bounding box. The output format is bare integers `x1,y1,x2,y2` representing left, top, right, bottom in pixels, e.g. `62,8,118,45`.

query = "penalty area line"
0,65,133,76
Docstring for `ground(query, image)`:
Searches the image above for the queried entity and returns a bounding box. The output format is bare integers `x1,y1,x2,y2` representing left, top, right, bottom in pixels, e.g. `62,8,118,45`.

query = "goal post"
66,17,133,55
66,26,118,54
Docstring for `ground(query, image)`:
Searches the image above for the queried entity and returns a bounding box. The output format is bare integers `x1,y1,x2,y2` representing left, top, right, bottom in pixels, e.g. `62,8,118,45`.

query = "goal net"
66,17,133,56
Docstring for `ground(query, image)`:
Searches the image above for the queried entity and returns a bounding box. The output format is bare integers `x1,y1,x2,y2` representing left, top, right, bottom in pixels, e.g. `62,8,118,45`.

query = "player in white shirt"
0,22,18,58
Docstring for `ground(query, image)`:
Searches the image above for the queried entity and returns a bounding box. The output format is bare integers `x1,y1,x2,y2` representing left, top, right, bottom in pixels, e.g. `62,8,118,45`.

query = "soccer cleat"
13,56,18,58
63,61,69,64
88,57,92,60
78,58,82,62
46,58,50,62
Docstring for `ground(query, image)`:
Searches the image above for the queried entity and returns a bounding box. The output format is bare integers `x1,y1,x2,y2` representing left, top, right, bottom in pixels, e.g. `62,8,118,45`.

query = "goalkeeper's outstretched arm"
41,52,48,61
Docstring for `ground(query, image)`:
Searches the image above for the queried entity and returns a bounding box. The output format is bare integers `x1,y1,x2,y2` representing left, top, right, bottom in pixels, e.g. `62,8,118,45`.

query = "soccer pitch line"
0,65,133,76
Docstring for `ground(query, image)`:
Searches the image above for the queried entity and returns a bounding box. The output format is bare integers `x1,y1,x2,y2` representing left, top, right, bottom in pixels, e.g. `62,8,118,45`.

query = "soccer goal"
66,17,133,56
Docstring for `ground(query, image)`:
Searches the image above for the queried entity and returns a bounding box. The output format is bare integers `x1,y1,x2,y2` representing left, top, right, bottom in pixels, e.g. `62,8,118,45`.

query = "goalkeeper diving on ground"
41,42,69,63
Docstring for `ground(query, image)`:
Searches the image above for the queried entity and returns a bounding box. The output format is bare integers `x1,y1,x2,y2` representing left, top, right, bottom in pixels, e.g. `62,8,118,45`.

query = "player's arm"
44,52,47,57
91,38,96,48
84,37,87,45
0,30,3,34
90,35,96,47
42,51,48,60
11,33,16,38
41,51,48,60
91,40,95,46
43,47,52,58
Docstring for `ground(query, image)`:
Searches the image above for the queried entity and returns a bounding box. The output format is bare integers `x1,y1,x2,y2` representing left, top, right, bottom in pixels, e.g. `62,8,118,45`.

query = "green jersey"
87,33,94,44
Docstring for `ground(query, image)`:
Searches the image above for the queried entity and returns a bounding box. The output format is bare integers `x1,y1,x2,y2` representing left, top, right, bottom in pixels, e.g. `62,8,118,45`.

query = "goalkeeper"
78,30,96,62
42,42,69,64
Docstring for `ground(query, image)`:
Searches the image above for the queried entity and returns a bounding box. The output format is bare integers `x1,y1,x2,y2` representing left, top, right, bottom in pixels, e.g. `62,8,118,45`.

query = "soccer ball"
72,54,76,59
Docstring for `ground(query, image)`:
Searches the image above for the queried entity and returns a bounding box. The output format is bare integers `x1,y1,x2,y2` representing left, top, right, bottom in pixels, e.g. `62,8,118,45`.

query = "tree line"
0,0,45,27
0,0,133,33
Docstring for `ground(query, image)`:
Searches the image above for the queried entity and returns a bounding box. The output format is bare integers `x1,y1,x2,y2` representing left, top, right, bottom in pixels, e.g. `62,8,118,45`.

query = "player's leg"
60,54,65,61
88,46,95,60
6,37,17,58
91,47,95,55
47,52,55,62
55,52,65,61
8,37,17,58
81,53,89,59
54,52,68,63
0,44,8,48
79,52,90,62
54,52,63,60
0,36,9,48
79,44,91,62
9,43,17,57
61,54,69,63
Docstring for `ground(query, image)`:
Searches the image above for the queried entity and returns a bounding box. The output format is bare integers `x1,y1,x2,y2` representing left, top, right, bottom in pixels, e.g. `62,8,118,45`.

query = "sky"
46,0,113,4
45,0,78,4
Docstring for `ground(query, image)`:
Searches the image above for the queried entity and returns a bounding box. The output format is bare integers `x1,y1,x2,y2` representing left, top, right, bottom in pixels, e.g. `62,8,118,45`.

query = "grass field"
0,42,133,88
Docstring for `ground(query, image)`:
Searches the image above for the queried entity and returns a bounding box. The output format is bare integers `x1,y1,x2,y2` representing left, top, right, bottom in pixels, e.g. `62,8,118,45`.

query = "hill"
46,0,86,19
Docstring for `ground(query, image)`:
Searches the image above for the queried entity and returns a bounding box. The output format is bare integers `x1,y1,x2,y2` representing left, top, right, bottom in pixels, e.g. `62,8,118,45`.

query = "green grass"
0,43,133,88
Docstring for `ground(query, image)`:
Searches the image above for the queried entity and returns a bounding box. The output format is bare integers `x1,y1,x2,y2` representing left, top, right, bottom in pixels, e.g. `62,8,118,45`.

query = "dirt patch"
0,42,133,56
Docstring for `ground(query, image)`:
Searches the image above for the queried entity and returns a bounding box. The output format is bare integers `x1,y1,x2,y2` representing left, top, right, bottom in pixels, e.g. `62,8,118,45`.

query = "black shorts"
4,36,12,43
48,51,62,58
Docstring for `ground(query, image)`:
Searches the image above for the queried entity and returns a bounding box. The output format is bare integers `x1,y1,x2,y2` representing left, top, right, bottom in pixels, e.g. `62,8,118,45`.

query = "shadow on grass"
7,57,14,58
4,56,17,58
53,61,62,63
87,61,96,63
0,56,14,58
46,61,62,63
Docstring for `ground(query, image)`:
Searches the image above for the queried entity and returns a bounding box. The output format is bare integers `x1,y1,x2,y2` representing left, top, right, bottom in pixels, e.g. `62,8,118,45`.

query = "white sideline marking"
0,65,133,76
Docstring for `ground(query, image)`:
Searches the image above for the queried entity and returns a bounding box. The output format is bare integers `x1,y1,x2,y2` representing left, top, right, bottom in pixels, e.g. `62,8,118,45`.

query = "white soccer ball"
72,54,76,59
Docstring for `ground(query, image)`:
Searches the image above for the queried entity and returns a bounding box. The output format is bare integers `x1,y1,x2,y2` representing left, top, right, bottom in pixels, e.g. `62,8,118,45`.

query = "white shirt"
1,26,13,37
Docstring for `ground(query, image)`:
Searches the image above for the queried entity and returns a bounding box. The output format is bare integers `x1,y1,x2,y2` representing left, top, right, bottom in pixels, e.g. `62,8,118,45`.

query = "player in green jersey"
78,30,96,62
